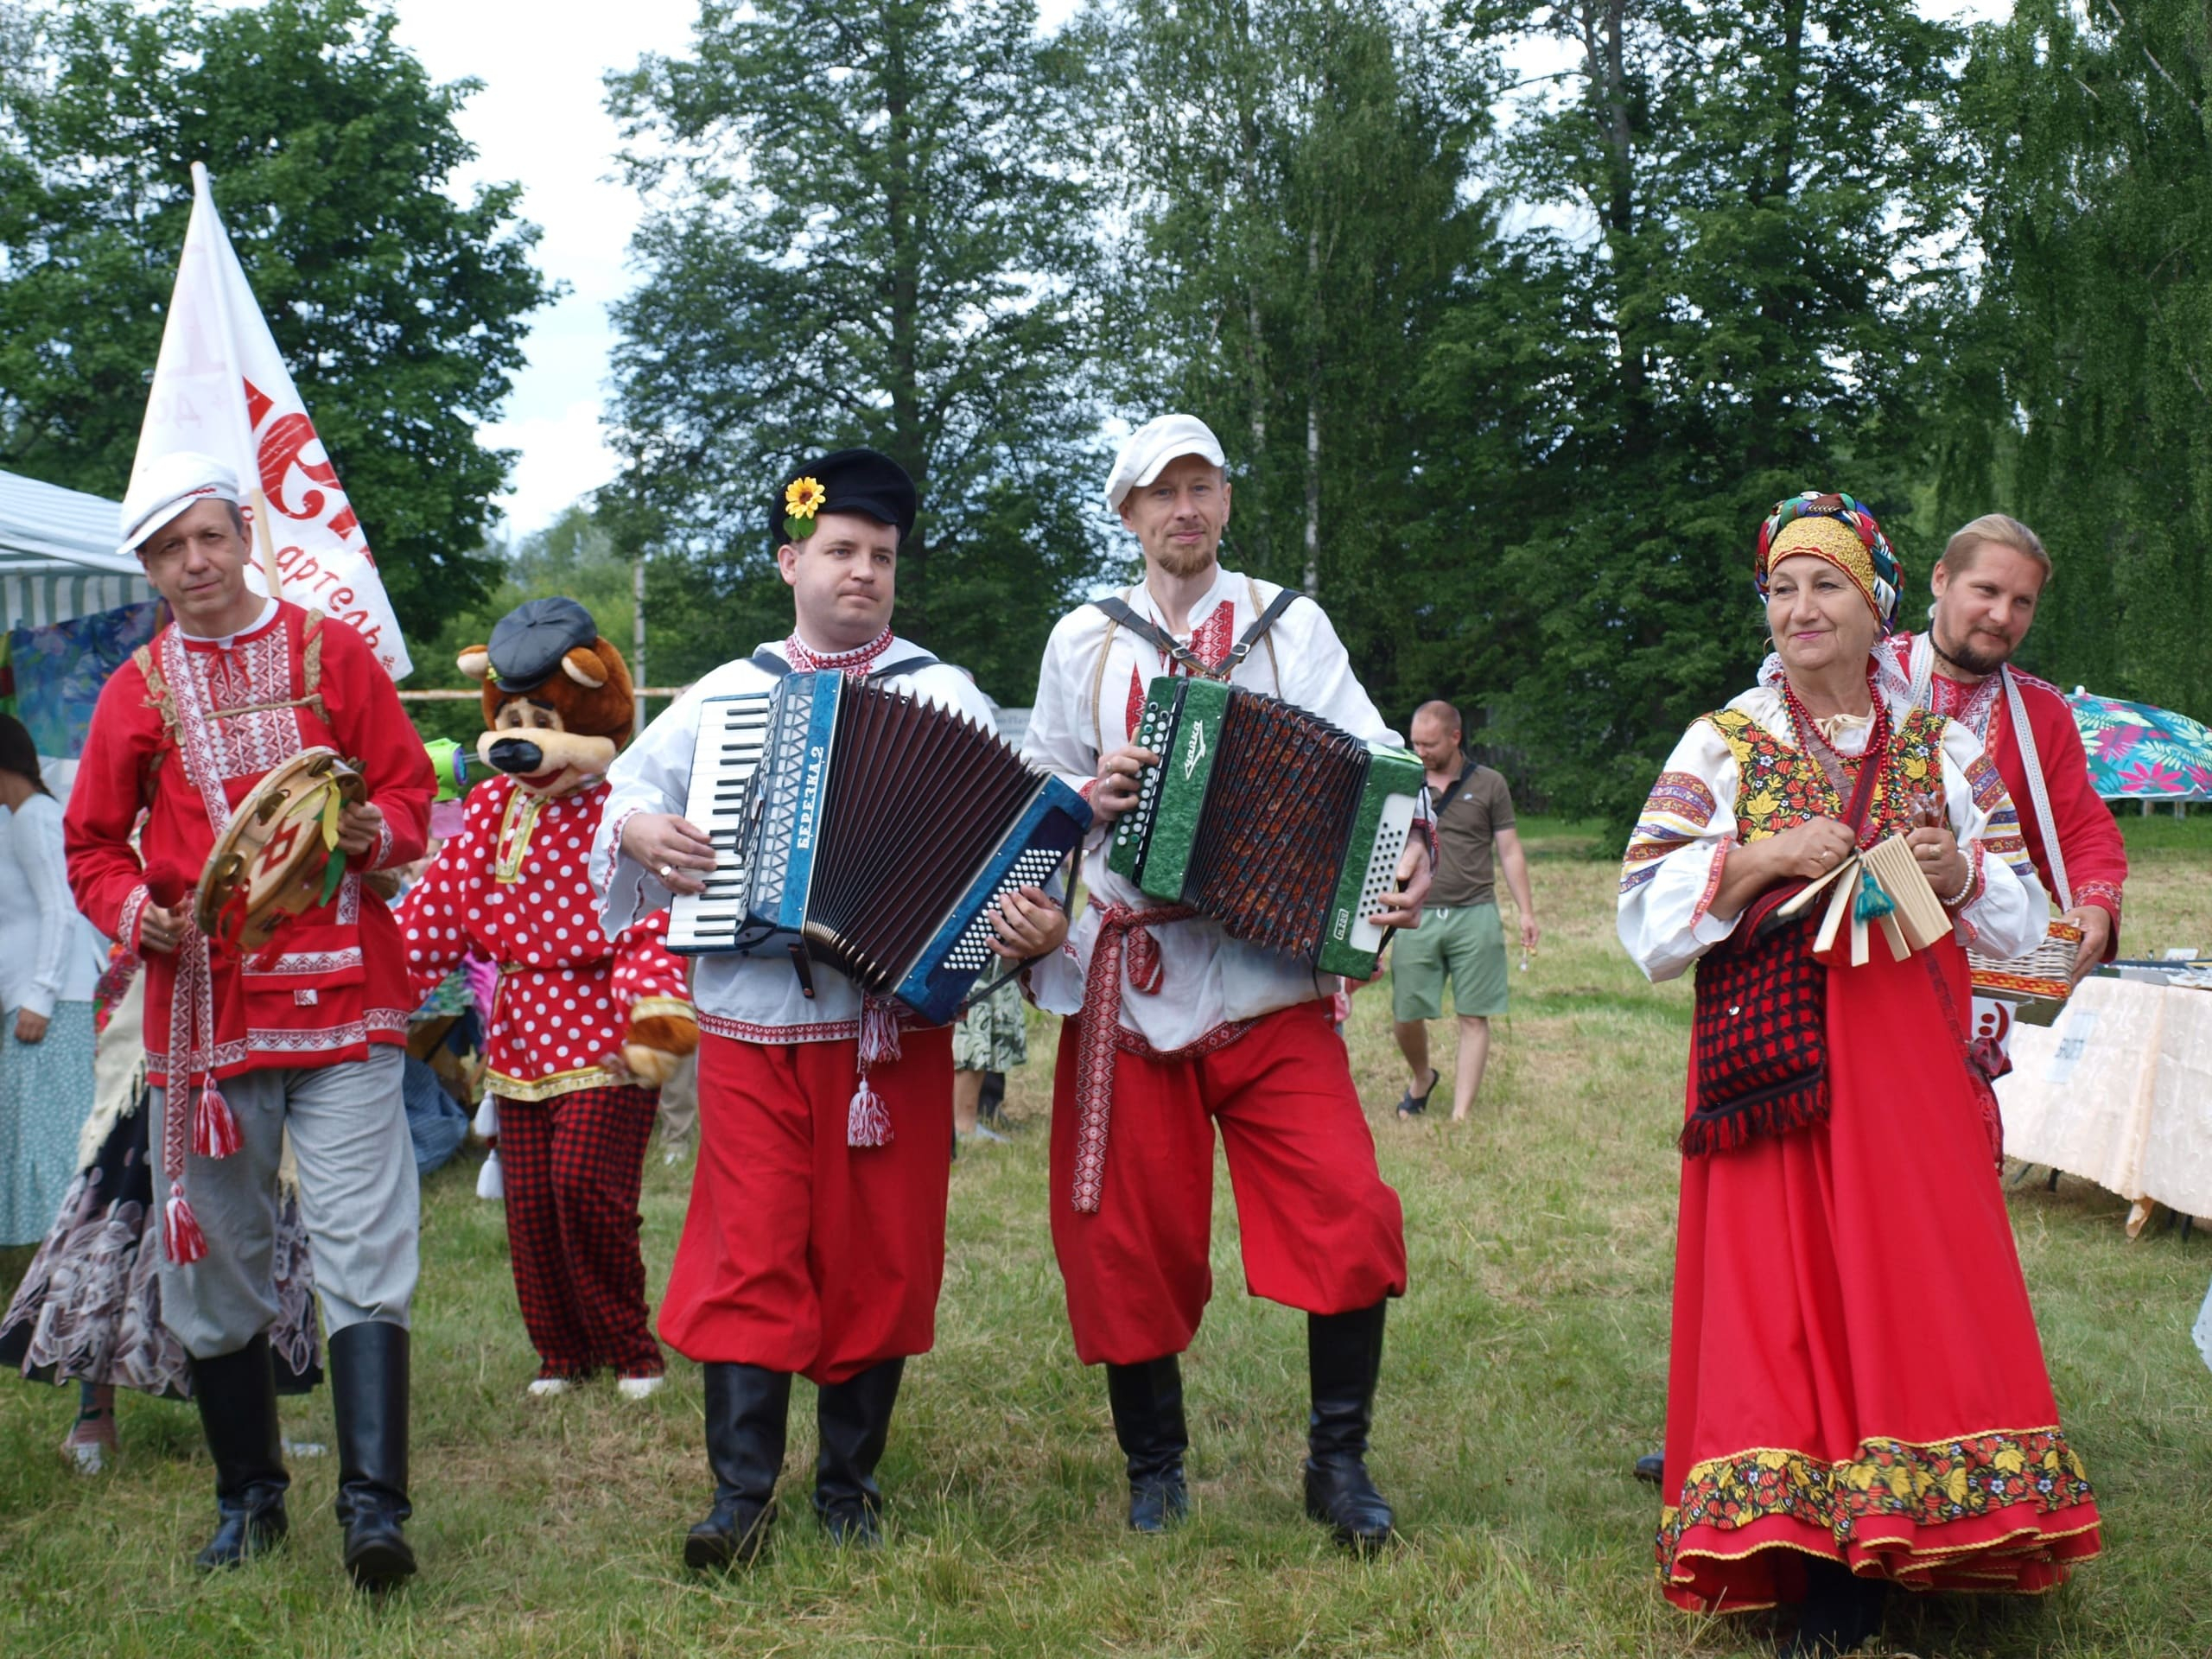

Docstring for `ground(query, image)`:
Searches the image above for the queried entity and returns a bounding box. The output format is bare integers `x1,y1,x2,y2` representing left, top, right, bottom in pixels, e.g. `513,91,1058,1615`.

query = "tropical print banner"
2069,691,2212,801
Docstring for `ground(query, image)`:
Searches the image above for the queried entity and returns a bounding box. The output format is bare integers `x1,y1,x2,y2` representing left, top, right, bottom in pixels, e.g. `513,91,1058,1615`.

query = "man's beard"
1932,617,2011,677
1150,538,1218,579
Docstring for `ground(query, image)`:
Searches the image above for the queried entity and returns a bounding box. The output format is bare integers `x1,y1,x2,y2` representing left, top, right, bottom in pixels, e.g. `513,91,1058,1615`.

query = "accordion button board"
666,671,1091,1027
1108,675,1423,979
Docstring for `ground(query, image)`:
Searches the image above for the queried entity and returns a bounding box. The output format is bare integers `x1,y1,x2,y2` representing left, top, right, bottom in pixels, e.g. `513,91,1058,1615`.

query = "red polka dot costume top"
397,774,690,1101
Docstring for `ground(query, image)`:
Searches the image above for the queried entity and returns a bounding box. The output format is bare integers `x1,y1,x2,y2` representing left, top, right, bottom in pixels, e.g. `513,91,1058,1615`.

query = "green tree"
1936,0,2212,721
1078,0,1497,719
405,502,646,747
605,0,1103,702
1447,0,1966,828
0,0,555,639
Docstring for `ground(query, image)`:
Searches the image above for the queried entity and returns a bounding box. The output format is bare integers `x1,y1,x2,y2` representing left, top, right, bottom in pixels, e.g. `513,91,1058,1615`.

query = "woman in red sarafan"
1616,492,2100,1656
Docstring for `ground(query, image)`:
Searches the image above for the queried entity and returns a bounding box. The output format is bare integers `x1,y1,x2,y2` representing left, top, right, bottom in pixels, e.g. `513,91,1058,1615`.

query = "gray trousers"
153,1045,419,1359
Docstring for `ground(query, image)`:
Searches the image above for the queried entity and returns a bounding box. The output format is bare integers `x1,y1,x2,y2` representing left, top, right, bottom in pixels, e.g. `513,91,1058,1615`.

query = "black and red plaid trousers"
497,1084,664,1380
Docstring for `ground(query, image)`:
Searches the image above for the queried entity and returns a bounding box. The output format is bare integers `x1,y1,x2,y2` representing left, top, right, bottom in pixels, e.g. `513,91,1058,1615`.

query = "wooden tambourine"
194,748,365,951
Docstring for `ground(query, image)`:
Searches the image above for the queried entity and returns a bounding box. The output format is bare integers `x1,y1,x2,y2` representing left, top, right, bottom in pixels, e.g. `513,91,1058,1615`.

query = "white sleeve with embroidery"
1942,721,2048,960
1617,721,1745,983
590,680,707,935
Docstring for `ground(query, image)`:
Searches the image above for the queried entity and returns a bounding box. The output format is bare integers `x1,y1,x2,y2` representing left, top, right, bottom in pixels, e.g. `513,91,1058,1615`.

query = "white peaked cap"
1104,413,1228,512
118,451,242,555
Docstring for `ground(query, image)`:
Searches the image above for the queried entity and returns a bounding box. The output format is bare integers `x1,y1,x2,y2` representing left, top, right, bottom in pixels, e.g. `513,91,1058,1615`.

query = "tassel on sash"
163,1181,208,1264
847,998,904,1147
192,1077,243,1158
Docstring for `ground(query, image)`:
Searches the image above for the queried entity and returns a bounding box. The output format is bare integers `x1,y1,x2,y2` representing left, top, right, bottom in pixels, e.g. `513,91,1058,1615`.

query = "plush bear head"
456,598,634,798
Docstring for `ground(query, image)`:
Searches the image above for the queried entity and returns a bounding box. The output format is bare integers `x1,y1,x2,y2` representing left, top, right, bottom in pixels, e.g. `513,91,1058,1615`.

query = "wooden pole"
250,486,282,601
632,554,647,738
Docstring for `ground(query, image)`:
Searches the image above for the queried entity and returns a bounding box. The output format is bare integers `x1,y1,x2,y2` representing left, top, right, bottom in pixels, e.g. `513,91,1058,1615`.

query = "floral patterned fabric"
1660,1428,2098,1592
1707,703,1949,846
0,1086,321,1398
2070,691,2212,801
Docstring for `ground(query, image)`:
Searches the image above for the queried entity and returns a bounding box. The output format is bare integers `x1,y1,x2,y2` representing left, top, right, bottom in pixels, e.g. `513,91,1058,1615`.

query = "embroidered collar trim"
783,626,893,677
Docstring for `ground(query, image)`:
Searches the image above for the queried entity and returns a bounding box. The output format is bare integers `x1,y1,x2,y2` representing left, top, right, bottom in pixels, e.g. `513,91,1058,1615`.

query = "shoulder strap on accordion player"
1090,586,1302,683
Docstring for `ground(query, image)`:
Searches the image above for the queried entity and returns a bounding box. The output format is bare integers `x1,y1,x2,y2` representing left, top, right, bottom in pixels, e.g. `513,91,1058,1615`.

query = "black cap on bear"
487,597,598,694
773,448,918,546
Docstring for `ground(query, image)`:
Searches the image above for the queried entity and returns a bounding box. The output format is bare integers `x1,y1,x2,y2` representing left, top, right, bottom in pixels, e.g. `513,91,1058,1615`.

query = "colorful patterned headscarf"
1753,492,1904,634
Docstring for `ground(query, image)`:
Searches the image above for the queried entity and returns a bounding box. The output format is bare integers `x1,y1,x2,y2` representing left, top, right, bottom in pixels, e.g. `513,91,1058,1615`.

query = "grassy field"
3,815,2209,1657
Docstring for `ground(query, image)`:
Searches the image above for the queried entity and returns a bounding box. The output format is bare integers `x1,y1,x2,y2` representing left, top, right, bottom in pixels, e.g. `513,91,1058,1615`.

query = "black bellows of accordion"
1185,693,1368,962
804,682,1039,991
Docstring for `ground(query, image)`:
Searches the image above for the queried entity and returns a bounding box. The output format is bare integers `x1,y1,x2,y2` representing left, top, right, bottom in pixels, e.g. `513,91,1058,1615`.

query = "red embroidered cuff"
1690,836,1733,927
2075,880,2124,920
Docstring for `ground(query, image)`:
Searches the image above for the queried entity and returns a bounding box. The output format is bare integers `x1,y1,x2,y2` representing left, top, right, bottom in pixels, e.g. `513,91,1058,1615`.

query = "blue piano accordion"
665,671,1090,1025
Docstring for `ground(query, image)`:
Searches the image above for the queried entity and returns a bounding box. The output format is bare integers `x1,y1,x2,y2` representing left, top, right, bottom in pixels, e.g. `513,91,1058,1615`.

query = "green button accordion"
1107,676,1425,978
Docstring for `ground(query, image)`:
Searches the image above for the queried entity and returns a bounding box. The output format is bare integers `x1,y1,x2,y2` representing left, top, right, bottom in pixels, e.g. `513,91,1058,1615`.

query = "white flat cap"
119,451,241,555
1104,414,1227,512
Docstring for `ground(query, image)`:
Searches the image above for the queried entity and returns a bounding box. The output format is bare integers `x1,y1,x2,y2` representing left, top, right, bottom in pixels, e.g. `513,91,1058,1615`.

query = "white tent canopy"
0,466,156,631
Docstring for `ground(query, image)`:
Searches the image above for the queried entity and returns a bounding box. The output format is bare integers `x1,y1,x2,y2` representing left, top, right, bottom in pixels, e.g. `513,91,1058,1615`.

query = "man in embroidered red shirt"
1875,513,2126,986
594,448,1069,1570
64,453,435,1588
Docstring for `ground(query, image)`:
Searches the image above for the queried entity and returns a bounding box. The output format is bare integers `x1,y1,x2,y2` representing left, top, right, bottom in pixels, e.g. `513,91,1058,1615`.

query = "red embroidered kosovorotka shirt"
1881,632,2128,957
396,775,692,1101
63,601,435,1086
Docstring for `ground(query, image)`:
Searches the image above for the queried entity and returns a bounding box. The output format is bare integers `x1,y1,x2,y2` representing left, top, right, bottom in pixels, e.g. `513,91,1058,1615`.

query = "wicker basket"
1968,918,2083,1002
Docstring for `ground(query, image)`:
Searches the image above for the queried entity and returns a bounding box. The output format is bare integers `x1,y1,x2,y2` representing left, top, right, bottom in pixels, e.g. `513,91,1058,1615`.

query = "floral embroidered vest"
1702,705,1949,845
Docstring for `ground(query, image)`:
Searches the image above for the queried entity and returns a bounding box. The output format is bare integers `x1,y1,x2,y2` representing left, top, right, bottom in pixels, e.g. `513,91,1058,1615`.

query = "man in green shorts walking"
1389,701,1537,1120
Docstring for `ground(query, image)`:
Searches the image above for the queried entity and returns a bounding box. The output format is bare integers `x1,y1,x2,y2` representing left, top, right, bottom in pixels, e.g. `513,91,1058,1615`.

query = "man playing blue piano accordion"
1020,414,1433,1549
590,448,1068,1568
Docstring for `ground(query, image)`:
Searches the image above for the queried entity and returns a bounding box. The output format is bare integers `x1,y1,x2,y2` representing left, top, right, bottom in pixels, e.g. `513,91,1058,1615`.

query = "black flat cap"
774,448,918,545
488,597,598,693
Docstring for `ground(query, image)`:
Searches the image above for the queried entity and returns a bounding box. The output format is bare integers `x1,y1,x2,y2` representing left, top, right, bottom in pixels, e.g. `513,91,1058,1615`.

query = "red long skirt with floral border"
1657,935,2101,1611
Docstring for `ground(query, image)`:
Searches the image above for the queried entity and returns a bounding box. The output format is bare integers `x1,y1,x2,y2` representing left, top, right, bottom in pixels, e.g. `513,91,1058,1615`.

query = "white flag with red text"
130,163,412,678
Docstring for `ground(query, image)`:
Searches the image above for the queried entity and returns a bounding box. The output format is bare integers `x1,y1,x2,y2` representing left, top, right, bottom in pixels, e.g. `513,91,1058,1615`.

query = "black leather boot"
329,1322,416,1592
188,1333,289,1569
1105,1357,1188,1532
1302,1301,1394,1552
685,1363,791,1571
1780,1558,1888,1658
814,1358,904,1546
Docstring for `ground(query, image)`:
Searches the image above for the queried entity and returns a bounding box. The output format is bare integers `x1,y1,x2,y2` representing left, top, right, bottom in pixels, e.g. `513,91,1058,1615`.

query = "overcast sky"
381,0,2001,541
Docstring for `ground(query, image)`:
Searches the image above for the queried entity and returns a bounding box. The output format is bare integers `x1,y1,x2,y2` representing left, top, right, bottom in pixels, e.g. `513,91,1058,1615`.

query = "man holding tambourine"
63,453,435,1591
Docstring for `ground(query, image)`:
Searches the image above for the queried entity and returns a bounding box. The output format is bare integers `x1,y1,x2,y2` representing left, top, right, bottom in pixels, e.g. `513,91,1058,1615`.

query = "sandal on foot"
1395,1069,1440,1118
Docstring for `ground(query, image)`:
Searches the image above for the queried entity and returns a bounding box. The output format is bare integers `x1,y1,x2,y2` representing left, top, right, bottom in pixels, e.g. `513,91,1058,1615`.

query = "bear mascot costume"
397,599,696,1398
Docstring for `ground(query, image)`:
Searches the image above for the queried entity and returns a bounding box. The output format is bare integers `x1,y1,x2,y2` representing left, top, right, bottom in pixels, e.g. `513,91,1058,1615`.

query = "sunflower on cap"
1753,491,1904,634
771,448,918,547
